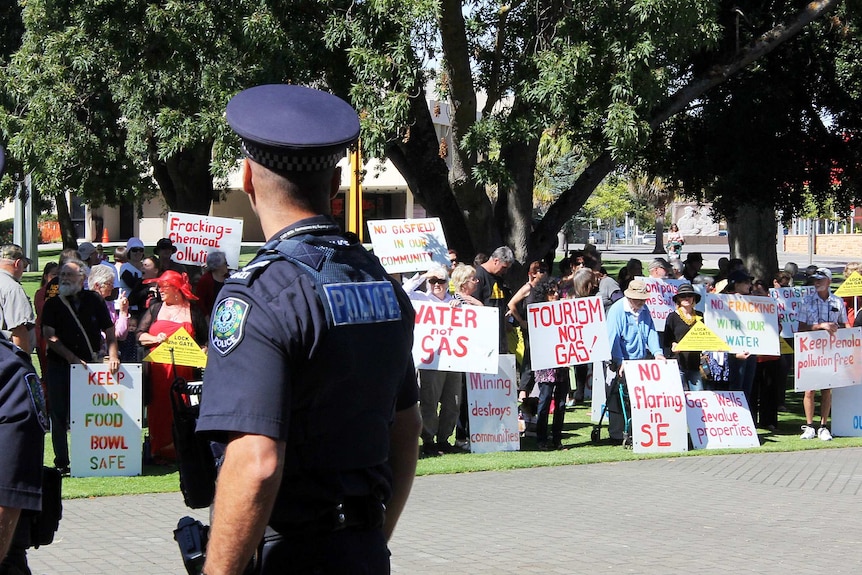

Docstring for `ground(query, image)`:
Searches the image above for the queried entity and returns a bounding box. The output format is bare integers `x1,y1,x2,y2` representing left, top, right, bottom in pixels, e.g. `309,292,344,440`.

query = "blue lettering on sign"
323,281,402,325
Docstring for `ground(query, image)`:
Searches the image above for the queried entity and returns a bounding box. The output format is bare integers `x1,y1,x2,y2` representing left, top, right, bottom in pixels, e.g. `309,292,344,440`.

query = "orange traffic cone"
101,228,109,243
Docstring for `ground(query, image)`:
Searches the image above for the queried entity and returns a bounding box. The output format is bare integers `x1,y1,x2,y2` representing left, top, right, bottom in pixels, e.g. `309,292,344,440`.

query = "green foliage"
584,177,633,223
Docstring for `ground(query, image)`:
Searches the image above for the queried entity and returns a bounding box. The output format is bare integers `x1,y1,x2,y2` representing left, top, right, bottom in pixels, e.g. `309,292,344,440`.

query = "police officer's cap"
227,85,360,173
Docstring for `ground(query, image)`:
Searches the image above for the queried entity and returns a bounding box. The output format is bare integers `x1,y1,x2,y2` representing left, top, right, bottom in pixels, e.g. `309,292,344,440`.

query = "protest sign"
166,212,243,269
624,359,688,453
704,294,780,355
793,327,862,391
526,296,610,370
367,218,450,273
685,391,759,449
466,354,520,453
769,286,815,337
591,361,608,423
70,364,143,477
635,277,687,331
413,301,499,374
831,384,862,437
142,327,208,368
835,271,862,297
674,322,730,352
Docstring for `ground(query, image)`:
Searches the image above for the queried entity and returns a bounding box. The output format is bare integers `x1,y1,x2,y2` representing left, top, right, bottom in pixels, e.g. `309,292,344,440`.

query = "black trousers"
257,527,389,574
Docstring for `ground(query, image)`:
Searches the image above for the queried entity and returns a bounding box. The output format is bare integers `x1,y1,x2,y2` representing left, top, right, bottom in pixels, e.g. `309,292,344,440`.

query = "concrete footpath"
27,447,862,574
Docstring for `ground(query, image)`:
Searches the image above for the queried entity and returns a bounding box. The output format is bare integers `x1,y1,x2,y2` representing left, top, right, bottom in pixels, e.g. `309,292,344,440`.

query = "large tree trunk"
497,136,540,262
150,141,214,215
55,193,77,250
727,206,779,282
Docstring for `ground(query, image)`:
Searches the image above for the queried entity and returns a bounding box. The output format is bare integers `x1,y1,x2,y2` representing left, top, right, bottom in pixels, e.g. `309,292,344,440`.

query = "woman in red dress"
137,271,208,462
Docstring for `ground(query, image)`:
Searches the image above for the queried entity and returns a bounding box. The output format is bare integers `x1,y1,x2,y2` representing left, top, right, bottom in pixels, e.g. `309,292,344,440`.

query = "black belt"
268,496,386,535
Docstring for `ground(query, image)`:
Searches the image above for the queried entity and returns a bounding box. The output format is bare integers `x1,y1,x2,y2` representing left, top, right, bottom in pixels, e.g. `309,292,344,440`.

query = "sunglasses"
428,278,447,285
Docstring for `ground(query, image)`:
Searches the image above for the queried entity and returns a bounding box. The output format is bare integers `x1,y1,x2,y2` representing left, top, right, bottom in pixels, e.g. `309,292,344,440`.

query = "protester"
841,262,861,325
137,270,207,462
153,238,185,275
450,265,483,307
41,259,119,475
403,266,461,456
567,269,596,406
88,265,130,359
597,266,623,312
798,267,849,440
617,258,643,292
607,279,666,369
507,261,549,401
665,223,684,259
194,250,230,317
722,270,758,411
119,237,146,316
475,246,514,353
683,252,704,282
531,280,569,450
648,258,669,279
34,262,59,382
0,244,36,353
662,283,704,391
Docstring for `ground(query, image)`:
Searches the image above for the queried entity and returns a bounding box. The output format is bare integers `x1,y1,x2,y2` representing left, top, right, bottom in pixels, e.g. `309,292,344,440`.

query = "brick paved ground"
27,447,862,574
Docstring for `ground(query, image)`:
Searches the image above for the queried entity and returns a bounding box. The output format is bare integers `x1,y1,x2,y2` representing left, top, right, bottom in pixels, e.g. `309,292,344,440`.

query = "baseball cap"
77,242,97,260
810,268,832,281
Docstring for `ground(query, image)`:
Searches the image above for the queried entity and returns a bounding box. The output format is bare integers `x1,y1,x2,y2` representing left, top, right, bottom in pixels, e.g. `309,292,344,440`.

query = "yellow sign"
143,327,208,368
779,337,794,355
675,322,731,352
835,271,862,297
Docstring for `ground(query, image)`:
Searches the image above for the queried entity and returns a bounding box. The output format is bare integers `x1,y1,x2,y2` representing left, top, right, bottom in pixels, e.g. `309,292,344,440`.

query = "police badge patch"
26,373,49,432
211,297,250,356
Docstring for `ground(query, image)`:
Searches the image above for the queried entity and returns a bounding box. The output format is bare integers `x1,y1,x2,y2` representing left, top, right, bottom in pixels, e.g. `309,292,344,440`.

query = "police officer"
0,146,48,575
196,85,421,574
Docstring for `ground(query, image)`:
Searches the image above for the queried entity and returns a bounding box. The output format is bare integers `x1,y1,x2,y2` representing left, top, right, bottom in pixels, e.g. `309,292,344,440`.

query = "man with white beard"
40,259,119,475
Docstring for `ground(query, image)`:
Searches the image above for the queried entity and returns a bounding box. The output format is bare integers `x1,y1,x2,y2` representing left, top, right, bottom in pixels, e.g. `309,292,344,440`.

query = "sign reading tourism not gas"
412,301,499,374
704,294,780,355
367,218,450,273
794,327,862,391
526,296,610,370
167,212,243,269
69,364,143,478
624,359,688,454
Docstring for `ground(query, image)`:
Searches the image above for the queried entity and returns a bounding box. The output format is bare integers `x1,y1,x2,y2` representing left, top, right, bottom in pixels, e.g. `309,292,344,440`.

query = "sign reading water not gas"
167,212,243,269
367,218,450,273
623,360,688,454
635,277,687,331
526,296,610,370
794,327,862,391
685,391,759,449
70,364,143,478
704,294,780,355
466,354,520,453
412,301,499,374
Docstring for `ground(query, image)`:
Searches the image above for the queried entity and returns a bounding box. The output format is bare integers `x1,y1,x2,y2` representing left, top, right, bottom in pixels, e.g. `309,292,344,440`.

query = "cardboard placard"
769,286,815,337
635,277,688,331
143,327,208,368
70,364,143,477
685,391,759,449
831,384,862,437
466,354,520,453
623,359,688,454
367,218,451,273
526,296,611,370
166,212,243,269
412,302,499,374
793,328,862,391
704,294,780,355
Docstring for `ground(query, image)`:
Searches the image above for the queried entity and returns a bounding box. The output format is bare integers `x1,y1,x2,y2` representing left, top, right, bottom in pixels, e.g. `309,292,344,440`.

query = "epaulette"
225,254,280,286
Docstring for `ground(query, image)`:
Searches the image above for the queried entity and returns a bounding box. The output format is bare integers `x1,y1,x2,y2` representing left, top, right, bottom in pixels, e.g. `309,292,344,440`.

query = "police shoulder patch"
211,297,251,356
26,372,49,432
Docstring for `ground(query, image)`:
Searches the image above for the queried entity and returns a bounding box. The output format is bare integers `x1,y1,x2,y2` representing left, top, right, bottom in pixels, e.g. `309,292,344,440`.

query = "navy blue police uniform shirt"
0,338,47,512
197,215,417,509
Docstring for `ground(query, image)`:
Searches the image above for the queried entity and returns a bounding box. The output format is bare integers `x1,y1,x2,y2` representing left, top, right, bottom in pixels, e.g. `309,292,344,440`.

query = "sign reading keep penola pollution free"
412,301,499,374
704,294,780,355
69,364,143,478
526,295,610,370
794,327,862,391
367,218,451,273
166,212,243,270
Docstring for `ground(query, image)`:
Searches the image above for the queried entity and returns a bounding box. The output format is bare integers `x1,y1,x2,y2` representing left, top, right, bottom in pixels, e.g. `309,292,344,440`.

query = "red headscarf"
143,270,199,301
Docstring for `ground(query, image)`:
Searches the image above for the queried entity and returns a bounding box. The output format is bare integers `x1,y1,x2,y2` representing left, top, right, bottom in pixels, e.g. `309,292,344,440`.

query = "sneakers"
818,427,833,441
800,425,816,440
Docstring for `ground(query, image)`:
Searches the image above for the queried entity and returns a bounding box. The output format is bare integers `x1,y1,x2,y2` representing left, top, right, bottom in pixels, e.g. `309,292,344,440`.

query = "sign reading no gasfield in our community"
411,301,499,374
166,212,243,269
466,354,520,453
526,296,610,370
367,218,451,273
69,364,143,478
